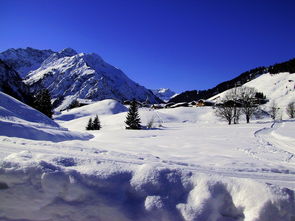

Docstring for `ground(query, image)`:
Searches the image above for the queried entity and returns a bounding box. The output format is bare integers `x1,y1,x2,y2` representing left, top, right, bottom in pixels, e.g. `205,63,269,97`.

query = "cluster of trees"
215,86,295,124
86,115,101,130
214,86,262,124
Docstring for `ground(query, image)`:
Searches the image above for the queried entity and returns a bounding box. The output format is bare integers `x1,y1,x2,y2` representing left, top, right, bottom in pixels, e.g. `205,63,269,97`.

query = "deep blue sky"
1,0,295,92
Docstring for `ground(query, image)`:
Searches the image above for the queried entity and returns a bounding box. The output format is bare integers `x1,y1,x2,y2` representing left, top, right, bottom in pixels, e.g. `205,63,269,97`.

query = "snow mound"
0,152,294,221
55,99,128,121
0,91,58,127
0,92,92,141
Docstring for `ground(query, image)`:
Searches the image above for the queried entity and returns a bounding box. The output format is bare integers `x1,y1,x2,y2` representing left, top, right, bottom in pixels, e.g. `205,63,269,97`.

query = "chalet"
165,102,175,108
151,104,164,109
196,99,215,107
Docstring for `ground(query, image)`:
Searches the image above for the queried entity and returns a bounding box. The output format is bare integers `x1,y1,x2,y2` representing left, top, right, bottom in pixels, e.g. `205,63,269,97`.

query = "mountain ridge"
0,47,54,78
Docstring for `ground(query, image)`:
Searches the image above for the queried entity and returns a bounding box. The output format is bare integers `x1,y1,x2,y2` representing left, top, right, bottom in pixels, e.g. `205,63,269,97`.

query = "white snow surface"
0,97,295,220
0,92,92,142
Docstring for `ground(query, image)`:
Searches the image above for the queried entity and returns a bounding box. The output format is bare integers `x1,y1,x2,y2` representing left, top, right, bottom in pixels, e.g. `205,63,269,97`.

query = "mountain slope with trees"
0,59,33,105
170,58,295,103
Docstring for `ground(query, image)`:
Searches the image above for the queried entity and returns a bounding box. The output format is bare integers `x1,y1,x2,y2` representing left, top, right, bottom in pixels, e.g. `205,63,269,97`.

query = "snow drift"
0,92,92,141
0,151,294,221
55,99,128,121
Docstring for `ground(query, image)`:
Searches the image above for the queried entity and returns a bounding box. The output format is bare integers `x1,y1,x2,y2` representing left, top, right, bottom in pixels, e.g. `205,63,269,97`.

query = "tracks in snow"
253,121,295,164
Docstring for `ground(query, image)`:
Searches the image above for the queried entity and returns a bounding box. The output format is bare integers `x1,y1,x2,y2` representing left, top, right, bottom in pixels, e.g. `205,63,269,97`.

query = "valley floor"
1,107,295,220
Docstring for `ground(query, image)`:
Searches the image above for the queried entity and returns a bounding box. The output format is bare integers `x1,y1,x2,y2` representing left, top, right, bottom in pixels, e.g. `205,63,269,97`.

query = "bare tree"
225,87,242,124
214,89,239,125
269,101,279,120
214,104,235,125
286,101,295,118
237,86,259,123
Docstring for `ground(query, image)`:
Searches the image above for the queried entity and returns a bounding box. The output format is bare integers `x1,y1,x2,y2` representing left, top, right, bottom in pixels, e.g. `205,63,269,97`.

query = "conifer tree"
92,115,101,130
86,118,93,130
125,100,141,129
34,89,53,118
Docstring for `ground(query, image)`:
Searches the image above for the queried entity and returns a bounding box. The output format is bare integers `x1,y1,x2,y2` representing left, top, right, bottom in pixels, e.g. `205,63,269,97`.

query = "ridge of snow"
0,151,294,221
0,47,55,78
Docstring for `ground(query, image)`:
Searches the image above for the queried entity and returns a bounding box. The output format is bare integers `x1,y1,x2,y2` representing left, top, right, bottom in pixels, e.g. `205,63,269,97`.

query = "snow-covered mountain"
0,47,54,78
11,48,160,110
0,47,161,110
152,88,177,102
0,59,31,104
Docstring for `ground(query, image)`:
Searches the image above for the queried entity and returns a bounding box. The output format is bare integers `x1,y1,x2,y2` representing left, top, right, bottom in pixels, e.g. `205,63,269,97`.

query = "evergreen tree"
86,118,93,130
34,89,53,118
92,115,101,130
125,100,141,129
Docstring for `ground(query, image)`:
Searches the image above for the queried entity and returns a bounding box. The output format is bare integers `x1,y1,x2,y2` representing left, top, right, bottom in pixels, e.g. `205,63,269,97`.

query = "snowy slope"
0,92,92,141
23,48,161,110
210,72,295,118
0,47,54,78
152,88,177,102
